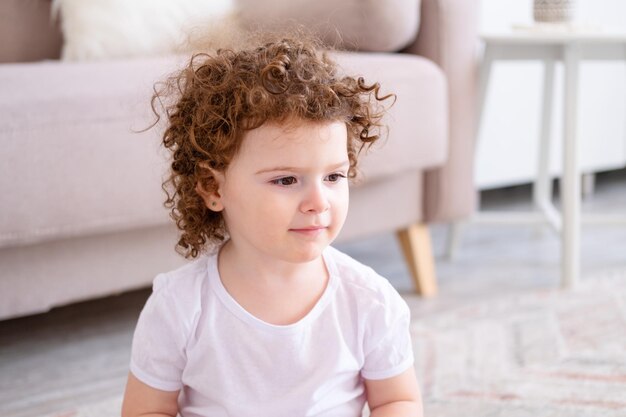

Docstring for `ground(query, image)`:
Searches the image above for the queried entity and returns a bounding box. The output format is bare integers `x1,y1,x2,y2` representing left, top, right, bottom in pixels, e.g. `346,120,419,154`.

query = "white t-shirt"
130,246,414,417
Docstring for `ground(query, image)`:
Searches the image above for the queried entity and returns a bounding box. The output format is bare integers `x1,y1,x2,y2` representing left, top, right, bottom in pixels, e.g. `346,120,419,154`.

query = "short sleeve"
129,274,189,391
361,283,414,380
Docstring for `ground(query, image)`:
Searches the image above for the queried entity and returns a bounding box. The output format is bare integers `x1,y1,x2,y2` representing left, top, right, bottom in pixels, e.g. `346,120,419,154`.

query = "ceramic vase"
533,0,577,23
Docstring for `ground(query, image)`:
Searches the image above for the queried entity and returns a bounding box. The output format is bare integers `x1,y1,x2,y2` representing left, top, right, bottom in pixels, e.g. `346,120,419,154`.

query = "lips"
289,226,328,236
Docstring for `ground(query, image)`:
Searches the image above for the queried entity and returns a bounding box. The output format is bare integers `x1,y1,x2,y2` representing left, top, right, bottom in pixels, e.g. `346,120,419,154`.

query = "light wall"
476,0,626,189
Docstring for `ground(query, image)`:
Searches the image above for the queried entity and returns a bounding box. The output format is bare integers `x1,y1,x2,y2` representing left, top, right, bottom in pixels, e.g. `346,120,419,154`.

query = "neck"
216,239,331,326
218,239,327,289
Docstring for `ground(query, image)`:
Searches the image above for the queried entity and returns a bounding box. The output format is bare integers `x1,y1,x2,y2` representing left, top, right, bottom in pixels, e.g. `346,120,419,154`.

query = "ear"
196,166,225,212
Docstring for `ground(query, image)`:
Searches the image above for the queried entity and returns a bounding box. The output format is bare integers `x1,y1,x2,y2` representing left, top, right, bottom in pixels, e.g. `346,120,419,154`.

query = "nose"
300,182,330,214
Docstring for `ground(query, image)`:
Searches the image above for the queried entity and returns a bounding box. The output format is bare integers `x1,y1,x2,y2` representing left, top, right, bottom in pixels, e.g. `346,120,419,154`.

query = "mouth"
289,226,328,236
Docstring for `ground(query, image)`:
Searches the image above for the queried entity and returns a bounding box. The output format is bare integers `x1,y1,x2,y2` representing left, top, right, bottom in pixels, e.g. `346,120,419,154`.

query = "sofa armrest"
404,0,480,222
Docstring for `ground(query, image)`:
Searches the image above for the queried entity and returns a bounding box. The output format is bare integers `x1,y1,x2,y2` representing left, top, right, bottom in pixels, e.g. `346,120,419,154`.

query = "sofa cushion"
333,52,447,183
237,0,421,52
0,52,445,248
0,0,62,63
0,56,181,248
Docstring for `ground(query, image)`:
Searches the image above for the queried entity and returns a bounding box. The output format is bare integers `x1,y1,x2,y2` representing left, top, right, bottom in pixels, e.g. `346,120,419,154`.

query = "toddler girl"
122,35,423,417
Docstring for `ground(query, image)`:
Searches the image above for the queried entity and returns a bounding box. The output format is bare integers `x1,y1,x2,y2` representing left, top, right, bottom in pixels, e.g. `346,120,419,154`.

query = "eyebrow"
255,160,350,175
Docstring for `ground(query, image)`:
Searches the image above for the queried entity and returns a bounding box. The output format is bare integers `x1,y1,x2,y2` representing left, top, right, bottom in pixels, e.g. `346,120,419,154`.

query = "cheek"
332,185,350,214
251,190,294,224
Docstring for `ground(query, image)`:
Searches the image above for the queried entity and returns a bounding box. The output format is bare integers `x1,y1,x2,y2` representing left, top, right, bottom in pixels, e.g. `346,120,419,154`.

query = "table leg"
475,46,493,146
561,45,582,289
535,58,561,233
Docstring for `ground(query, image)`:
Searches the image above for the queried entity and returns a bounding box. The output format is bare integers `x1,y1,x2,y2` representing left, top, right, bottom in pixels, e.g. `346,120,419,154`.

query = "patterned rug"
47,273,626,417
414,272,626,417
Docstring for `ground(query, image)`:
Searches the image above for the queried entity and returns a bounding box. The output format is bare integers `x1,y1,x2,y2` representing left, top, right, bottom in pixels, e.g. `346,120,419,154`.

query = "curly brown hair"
151,34,394,259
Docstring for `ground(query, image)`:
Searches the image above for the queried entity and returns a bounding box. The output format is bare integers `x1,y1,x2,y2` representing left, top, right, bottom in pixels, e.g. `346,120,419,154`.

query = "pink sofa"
0,0,479,319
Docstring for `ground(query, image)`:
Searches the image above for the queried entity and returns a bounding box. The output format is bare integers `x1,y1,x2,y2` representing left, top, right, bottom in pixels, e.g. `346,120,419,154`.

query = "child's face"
213,120,350,264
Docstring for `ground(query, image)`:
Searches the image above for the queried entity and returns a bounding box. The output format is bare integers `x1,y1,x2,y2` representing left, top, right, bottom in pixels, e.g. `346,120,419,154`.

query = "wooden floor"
1,169,625,417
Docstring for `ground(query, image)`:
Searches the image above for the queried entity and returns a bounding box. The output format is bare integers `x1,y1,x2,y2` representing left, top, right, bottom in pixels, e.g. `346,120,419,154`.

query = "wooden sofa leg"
396,223,438,297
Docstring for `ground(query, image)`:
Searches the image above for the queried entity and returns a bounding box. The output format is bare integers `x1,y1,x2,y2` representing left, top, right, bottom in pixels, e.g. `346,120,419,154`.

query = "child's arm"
121,372,180,417
365,367,423,417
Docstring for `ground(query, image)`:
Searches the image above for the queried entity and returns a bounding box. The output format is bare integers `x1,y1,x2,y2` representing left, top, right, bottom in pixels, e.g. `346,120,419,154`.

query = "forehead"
248,119,345,141
235,120,348,162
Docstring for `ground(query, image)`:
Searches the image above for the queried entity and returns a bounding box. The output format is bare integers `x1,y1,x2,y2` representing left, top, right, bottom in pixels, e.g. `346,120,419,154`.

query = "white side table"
474,29,626,289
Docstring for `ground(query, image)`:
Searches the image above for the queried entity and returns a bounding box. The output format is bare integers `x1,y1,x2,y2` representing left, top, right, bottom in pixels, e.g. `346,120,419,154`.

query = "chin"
285,243,328,264
280,229,339,263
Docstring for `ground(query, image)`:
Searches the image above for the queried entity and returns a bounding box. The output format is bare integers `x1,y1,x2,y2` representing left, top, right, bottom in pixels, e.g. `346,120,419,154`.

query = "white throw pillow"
52,0,235,61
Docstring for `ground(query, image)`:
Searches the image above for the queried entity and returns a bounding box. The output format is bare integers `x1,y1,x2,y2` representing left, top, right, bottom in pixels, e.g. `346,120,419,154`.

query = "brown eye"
326,173,347,183
271,176,297,186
